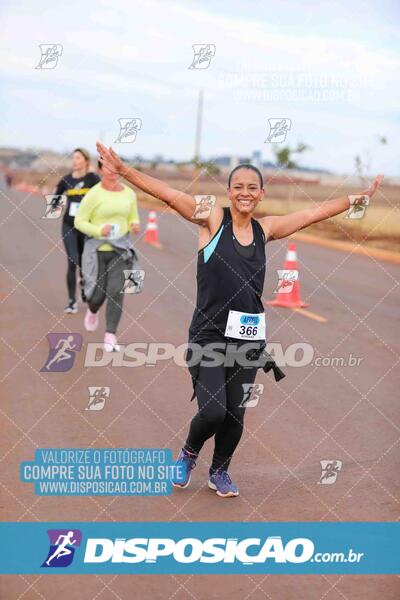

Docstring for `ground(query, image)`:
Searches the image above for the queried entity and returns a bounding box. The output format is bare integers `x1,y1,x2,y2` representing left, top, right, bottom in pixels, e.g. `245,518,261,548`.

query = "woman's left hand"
361,174,384,198
130,223,140,234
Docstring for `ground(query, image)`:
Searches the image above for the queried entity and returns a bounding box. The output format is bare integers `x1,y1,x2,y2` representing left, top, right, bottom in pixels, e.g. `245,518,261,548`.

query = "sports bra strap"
222,206,231,224
252,217,266,244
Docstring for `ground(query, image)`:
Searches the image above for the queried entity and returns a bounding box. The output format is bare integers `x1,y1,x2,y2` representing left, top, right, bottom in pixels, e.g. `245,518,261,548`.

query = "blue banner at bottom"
0,522,398,574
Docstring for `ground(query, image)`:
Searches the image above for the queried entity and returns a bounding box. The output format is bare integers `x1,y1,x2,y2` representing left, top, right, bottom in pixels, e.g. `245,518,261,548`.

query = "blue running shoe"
171,449,197,488
208,470,239,498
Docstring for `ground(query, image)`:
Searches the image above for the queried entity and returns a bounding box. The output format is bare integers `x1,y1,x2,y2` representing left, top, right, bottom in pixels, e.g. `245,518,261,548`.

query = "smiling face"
227,167,264,215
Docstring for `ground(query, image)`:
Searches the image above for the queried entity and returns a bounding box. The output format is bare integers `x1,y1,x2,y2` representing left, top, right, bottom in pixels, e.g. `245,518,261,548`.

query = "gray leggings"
88,250,131,334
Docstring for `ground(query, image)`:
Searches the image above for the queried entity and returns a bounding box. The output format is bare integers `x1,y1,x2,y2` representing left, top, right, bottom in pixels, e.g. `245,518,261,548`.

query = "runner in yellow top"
75,162,140,351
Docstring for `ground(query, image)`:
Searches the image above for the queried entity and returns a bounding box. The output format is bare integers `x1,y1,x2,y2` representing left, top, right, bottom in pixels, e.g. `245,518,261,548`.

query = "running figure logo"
121,269,145,294
239,383,264,408
318,460,343,485
114,118,142,143
86,386,110,411
265,118,291,143
274,269,298,294
42,194,66,219
41,529,82,568
35,44,63,69
41,333,82,372
193,195,216,219
188,44,216,69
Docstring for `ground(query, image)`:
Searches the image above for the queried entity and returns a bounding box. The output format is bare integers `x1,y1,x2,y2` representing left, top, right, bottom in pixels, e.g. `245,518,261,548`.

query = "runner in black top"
189,205,266,346
55,148,100,313
96,141,383,498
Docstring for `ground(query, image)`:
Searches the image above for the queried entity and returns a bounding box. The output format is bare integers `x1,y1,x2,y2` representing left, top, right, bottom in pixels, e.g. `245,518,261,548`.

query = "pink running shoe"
84,309,99,332
104,332,120,352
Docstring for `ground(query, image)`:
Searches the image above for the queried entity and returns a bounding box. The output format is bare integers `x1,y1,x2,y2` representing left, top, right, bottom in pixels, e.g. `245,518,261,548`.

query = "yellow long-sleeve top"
74,182,140,251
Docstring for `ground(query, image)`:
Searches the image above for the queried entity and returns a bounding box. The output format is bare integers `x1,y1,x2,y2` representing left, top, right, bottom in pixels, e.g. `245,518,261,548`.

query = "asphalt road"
1,189,399,599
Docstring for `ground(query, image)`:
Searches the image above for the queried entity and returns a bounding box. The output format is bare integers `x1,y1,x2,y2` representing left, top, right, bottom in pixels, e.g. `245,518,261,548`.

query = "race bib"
224,310,266,340
69,201,80,217
100,224,120,240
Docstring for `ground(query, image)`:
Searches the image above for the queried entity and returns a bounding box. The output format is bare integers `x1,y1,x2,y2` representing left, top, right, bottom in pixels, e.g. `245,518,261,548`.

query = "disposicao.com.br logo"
2,522,394,574
83,536,363,565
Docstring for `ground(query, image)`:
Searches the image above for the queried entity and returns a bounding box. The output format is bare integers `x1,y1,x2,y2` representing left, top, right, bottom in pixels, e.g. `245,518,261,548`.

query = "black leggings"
88,250,130,334
184,358,258,473
62,222,85,302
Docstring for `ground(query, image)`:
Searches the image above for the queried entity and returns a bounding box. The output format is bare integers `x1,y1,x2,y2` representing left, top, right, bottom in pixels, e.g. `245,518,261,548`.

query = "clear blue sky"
1,0,399,174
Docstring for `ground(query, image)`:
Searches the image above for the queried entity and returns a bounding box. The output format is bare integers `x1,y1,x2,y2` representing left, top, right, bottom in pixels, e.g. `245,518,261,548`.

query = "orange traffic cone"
26,184,40,194
14,182,28,191
14,182,40,194
267,242,309,308
144,211,162,248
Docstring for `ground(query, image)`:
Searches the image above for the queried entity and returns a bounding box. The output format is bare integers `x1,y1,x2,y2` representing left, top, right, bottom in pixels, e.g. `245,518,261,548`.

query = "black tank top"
189,207,266,345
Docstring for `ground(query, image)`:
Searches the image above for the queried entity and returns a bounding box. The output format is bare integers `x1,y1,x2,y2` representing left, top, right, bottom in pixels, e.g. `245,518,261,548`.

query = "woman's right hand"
101,224,112,237
96,141,125,175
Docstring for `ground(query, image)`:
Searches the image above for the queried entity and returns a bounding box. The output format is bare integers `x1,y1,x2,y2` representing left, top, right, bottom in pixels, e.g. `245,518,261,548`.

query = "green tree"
273,142,310,168
192,159,220,176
